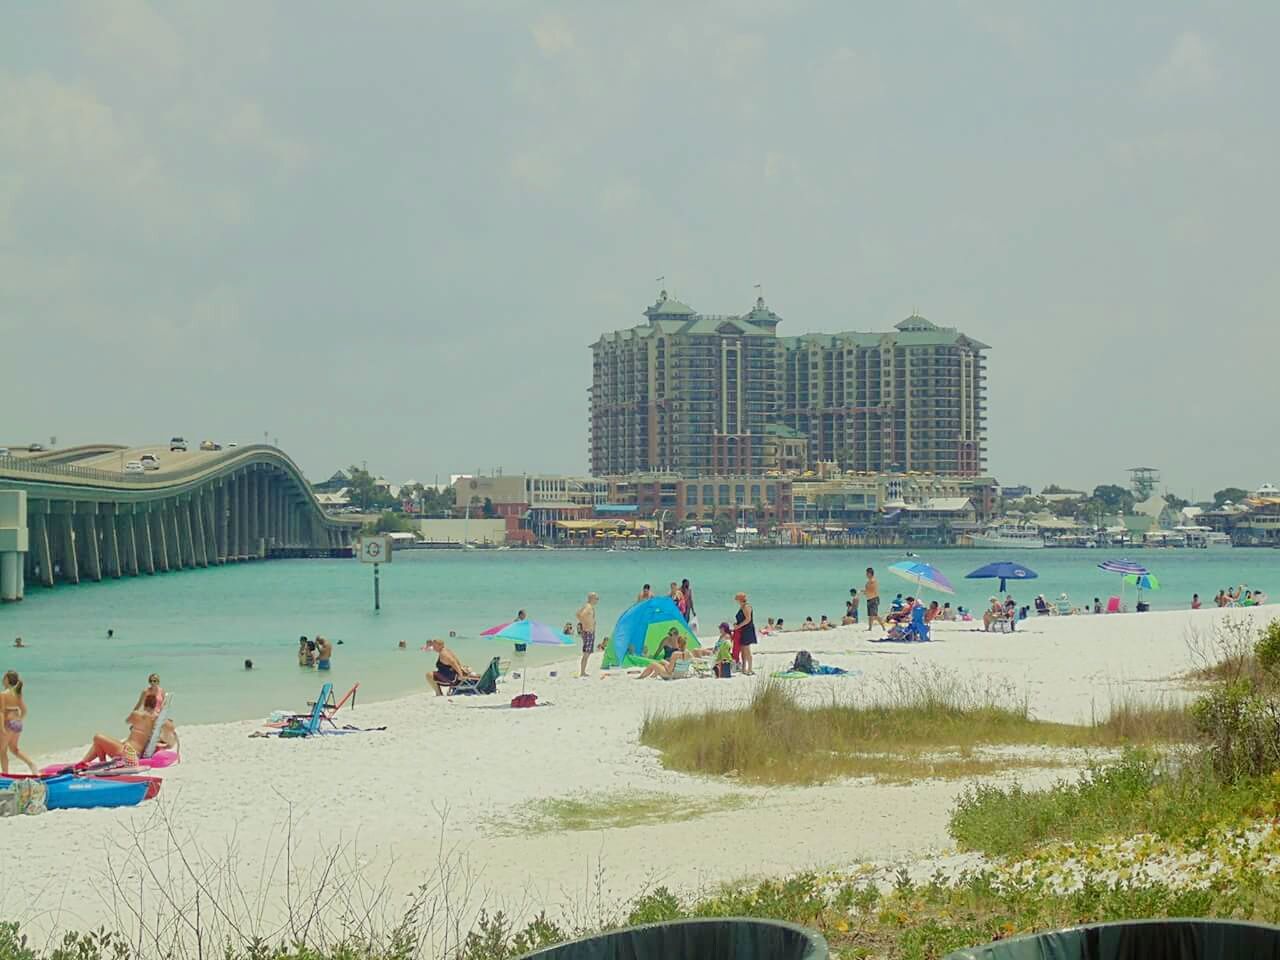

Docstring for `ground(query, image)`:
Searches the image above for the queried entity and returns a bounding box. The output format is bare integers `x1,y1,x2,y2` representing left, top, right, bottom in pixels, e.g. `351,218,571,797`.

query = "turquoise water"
2,548,1276,754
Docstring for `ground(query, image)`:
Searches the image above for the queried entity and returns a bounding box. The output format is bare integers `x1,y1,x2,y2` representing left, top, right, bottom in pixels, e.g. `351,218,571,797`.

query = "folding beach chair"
450,658,501,696
313,683,359,728
280,683,332,737
903,605,931,642
141,695,173,759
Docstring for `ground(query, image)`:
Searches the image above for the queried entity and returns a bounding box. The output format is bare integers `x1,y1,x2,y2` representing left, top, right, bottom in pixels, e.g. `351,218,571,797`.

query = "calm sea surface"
3,547,1276,753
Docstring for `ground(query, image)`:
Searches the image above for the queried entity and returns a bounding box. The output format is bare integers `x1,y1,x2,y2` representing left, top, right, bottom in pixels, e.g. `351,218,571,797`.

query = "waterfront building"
589,291,988,478
451,474,609,543
604,473,794,525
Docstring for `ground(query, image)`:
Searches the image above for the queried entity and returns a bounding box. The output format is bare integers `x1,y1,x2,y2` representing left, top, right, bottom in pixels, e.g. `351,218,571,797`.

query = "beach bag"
689,614,699,633
792,651,816,674
0,779,47,816
714,661,732,679
511,693,538,708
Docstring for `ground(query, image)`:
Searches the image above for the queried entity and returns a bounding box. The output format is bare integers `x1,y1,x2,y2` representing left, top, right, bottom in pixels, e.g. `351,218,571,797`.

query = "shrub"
1191,681,1280,781
1256,619,1280,674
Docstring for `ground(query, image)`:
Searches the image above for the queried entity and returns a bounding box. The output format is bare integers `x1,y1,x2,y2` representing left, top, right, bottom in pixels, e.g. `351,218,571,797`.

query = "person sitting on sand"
133,674,165,712
1191,593,1201,610
887,597,915,625
841,602,857,626
802,616,818,631
637,637,692,679
819,615,833,630
658,627,682,660
775,618,785,632
425,639,474,696
982,598,1005,632
941,603,955,622
82,694,159,766
762,617,777,635
889,594,904,615
925,600,941,623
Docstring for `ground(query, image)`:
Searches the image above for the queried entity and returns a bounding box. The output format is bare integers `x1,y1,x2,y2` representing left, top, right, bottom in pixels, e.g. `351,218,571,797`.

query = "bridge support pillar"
52,508,79,584
166,503,182,570
248,470,259,558
136,511,155,574
215,484,227,563
257,472,268,558
31,511,53,587
74,505,102,583
189,498,207,568
151,509,170,572
178,498,196,568
0,491,27,602
202,490,218,565
120,508,139,576
102,505,122,578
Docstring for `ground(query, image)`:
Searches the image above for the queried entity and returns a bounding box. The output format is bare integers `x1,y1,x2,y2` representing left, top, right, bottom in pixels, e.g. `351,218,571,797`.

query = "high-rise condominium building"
589,291,988,478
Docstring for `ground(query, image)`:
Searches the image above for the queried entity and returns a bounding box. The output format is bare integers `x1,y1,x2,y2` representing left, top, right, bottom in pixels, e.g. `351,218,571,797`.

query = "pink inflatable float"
40,750,179,778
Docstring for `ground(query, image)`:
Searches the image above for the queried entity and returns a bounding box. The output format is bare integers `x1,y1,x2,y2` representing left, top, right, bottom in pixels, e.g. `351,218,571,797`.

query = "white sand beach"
6,604,1278,950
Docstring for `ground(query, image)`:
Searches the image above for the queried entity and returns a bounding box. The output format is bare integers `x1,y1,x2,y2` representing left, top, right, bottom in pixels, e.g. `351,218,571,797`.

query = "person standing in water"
0,671,36,775
735,592,757,676
576,592,598,678
316,636,333,671
864,567,885,632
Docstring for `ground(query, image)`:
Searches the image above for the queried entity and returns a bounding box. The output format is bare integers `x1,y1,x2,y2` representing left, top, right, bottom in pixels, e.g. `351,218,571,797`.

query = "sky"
2,1,1277,500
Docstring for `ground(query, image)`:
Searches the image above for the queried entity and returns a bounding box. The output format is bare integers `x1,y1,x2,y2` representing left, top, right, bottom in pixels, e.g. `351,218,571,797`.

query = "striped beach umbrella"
1098,559,1149,576
1098,559,1151,608
888,558,956,596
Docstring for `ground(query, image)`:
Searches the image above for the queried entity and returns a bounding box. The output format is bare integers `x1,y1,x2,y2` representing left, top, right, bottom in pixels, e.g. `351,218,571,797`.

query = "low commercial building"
451,474,609,544
415,518,508,545
604,474,794,524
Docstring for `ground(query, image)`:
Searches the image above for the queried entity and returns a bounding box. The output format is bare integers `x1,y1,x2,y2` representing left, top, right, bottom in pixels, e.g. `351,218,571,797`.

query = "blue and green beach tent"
603,597,700,669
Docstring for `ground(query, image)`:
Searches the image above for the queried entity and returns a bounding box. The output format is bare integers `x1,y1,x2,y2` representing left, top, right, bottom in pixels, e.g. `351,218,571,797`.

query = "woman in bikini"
0,671,37,775
133,673,165,712
82,693,159,765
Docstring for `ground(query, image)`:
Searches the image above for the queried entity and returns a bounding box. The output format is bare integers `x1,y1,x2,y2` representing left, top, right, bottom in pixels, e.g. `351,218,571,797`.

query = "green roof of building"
644,291,696,318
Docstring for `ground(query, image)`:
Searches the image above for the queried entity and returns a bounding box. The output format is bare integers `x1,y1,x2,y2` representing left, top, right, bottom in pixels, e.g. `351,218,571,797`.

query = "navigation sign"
358,535,392,564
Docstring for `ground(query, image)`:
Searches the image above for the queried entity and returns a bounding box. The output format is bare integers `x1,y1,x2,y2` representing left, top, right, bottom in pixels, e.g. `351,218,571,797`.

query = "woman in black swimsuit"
425,639,470,696
734,592,756,676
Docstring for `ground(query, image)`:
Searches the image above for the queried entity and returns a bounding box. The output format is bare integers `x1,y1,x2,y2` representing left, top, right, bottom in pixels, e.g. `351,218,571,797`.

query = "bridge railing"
0,446,354,527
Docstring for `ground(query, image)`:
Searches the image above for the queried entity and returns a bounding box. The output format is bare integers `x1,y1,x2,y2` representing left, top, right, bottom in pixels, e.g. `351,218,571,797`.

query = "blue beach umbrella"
966,561,1039,595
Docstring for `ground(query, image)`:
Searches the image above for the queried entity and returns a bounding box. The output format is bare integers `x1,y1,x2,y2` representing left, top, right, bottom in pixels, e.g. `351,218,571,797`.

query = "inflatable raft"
0,773,161,810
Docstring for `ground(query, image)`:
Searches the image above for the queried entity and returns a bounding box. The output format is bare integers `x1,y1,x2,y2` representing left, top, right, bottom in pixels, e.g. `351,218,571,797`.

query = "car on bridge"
140,454,160,471
124,460,145,474
170,437,188,452
199,440,222,451
0,447,8,458
27,443,45,452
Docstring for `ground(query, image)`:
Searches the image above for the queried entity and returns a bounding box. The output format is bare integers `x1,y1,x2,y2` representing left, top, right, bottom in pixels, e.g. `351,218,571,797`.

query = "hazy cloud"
2,3,1278,495
1143,31,1216,98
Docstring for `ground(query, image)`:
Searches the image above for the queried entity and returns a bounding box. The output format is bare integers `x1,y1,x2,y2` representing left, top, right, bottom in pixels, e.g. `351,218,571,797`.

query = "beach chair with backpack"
450,657,501,696
280,683,332,738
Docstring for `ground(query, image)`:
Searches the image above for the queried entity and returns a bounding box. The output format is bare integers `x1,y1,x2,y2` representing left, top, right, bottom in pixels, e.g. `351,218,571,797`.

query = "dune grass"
488,790,750,835
640,677,1193,786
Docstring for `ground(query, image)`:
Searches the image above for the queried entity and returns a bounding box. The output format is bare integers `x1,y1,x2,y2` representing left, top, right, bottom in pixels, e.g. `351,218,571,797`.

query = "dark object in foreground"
945,919,1280,959
516,918,826,959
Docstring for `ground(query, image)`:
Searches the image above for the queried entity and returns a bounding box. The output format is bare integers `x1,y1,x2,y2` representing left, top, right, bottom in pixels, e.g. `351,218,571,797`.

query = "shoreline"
9,604,1280,948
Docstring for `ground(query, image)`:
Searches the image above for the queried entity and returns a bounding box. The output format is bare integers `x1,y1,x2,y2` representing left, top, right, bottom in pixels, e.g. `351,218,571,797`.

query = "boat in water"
967,523,1046,550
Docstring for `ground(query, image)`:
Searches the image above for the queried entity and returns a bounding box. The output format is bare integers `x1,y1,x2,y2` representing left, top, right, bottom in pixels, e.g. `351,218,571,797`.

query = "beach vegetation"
486,790,749,834
640,677,1191,786
953,617,1280,859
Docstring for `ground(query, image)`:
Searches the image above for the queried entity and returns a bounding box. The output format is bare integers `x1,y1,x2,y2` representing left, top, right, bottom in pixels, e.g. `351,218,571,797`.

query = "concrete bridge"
0,444,358,602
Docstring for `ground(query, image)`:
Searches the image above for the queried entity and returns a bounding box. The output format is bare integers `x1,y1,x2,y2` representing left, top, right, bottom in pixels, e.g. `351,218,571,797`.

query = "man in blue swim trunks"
576,592,598,678
316,636,333,670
